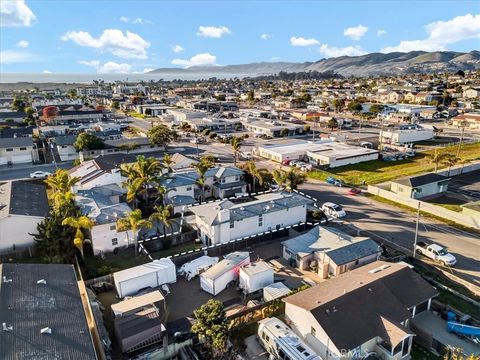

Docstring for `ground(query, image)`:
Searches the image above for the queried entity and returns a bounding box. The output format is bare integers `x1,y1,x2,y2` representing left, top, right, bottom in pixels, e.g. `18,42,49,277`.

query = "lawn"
308,142,480,185
411,343,440,360
126,111,147,119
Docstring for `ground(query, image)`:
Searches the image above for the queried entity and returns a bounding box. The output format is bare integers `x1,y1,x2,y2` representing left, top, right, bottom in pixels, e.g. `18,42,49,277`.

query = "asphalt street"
298,180,480,290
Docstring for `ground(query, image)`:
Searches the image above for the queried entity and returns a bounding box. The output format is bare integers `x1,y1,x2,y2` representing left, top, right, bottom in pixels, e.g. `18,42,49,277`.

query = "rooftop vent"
41,327,52,334
37,279,47,285
2,276,12,284
2,323,12,332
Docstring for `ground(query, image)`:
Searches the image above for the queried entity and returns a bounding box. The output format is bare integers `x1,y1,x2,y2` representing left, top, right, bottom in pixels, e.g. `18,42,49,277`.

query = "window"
19,147,27,150
221,177,226,183
6,148,13,152
110,224,116,231
235,175,240,181
111,238,118,246
258,215,263,227
261,332,269,342
311,326,316,337
230,220,234,228
186,186,192,191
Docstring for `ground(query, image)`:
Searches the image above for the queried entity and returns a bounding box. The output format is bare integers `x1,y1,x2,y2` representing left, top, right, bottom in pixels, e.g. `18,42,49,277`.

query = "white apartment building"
380,124,434,146
190,192,310,246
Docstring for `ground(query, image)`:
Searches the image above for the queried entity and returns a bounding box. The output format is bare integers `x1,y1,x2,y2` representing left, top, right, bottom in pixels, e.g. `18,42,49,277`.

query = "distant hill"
148,51,480,77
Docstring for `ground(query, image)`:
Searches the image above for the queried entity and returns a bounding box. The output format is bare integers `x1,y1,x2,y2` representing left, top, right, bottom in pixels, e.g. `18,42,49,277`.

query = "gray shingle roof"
9,180,49,217
394,173,449,187
0,263,97,360
0,137,33,149
326,239,380,265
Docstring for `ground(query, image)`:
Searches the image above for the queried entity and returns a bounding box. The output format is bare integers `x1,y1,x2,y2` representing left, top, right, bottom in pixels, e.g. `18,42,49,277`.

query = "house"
0,180,49,253
390,173,450,199
380,124,434,146
0,111,26,124
76,184,133,255
451,113,480,129
0,263,99,360
462,88,480,99
282,226,381,278
190,192,310,246
170,152,198,171
69,153,137,191
0,137,38,165
283,261,438,360
387,91,405,103
241,118,305,137
40,109,105,125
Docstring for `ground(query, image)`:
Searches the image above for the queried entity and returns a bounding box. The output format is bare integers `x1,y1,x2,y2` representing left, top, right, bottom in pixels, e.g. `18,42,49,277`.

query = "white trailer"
178,256,219,281
239,261,274,294
200,252,250,296
113,258,177,298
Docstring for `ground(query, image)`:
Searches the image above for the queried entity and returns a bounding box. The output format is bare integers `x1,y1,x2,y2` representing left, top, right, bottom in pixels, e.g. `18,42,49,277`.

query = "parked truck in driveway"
415,242,456,266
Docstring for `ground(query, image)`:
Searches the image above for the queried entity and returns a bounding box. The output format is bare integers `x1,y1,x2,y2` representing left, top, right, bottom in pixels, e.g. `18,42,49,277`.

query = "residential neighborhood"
1,1,480,359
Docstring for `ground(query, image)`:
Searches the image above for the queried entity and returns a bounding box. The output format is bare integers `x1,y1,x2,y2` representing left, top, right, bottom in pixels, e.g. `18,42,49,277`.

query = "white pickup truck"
415,242,457,266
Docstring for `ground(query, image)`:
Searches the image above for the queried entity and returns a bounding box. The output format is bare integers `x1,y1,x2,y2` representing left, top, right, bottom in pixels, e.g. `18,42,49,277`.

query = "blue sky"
1,0,479,73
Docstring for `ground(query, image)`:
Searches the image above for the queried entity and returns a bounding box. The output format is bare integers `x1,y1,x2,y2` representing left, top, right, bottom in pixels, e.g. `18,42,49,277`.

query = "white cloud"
171,53,217,68
344,25,368,40
77,59,132,73
142,68,154,73
172,44,184,53
61,29,150,59
0,49,38,63
318,44,366,58
290,36,320,46
119,16,150,24
260,33,272,40
196,26,231,38
42,70,52,74
17,40,29,48
377,29,387,37
382,13,480,53
0,0,36,27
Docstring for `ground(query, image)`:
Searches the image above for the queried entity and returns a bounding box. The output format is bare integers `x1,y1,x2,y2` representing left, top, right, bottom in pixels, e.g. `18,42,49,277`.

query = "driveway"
243,335,268,360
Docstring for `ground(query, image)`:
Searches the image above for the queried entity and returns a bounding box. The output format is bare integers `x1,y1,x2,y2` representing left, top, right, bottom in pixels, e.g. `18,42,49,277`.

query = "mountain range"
148,50,480,77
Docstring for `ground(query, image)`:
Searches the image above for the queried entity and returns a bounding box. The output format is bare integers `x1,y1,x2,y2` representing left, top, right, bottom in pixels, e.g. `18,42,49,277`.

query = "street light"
412,192,421,258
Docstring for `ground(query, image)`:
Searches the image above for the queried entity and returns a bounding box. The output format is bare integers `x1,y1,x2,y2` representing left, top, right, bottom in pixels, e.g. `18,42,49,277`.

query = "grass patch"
430,203,463,212
308,142,480,185
436,290,480,319
126,111,147,119
411,343,440,360
149,242,202,259
364,193,479,232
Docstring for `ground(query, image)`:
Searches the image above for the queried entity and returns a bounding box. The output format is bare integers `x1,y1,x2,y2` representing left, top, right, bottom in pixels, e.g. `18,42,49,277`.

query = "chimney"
40,327,52,334
37,279,47,285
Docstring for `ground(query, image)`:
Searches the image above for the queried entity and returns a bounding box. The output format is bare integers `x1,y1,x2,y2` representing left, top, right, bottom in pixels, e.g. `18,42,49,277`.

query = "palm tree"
117,209,152,256
163,153,174,174
51,191,76,214
193,156,214,202
45,169,80,193
230,136,243,166
429,149,447,173
272,168,306,192
121,155,162,207
458,158,471,175
149,204,174,237
61,215,93,257
443,154,460,176
242,160,270,193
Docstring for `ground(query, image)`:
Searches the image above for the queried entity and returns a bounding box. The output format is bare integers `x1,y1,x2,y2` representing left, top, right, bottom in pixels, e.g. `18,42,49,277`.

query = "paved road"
297,180,480,289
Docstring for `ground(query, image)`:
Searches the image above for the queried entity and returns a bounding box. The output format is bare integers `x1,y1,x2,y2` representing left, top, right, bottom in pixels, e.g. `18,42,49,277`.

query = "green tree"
33,213,77,263
147,124,179,150
230,136,243,166
163,153,173,174
117,209,152,256
191,299,229,356
303,125,311,133
44,169,80,194
332,98,345,112
241,160,271,193
216,94,226,101
12,97,26,111
111,101,120,109
347,101,363,112
62,215,93,257
149,204,174,248
73,133,105,151
443,154,460,176
429,149,448,173
281,128,289,137
327,117,338,130
369,104,384,114
272,168,306,191
193,156,215,202
24,106,35,117
247,89,255,102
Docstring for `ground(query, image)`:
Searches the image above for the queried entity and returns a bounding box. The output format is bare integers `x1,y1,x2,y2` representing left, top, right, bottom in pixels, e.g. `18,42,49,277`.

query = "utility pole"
413,201,420,258
456,124,465,157
378,116,385,152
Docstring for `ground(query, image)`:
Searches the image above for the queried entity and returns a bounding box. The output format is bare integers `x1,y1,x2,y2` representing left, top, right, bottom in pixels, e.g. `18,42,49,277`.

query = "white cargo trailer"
239,261,274,294
179,256,219,281
113,258,177,298
200,251,250,296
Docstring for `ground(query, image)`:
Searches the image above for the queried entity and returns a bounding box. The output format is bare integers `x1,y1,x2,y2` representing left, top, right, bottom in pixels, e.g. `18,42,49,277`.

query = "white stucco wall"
90,223,132,255
0,215,43,251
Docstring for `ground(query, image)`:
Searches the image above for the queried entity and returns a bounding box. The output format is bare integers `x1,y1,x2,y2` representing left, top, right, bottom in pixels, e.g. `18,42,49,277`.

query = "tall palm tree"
149,204,174,237
272,168,306,192
117,209,152,256
61,215,93,257
443,154,460,176
230,136,243,166
51,191,76,214
242,160,270,193
121,155,162,207
429,149,447,173
193,156,214,202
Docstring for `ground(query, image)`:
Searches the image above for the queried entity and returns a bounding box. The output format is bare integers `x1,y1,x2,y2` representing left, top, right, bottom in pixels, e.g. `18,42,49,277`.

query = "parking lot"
448,169,480,201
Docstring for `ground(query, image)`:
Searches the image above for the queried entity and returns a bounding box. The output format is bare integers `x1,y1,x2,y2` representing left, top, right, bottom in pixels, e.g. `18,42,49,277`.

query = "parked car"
295,162,307,168
282,159,291,166
289,160,300,167
30,171,52,179
321,202,346,218
348,188,361,195
300,164,313,172
415,242,456,266
241,152,252,160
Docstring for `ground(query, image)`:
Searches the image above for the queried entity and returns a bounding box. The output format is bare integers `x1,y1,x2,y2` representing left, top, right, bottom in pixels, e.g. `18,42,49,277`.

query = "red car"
282,159,291,166
348,188,361,195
